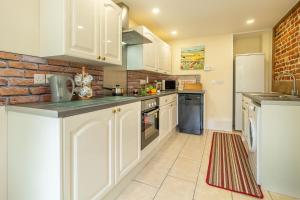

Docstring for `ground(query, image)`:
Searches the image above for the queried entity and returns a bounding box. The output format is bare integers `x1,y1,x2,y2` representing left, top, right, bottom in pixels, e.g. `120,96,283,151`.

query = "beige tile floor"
116,130,300,200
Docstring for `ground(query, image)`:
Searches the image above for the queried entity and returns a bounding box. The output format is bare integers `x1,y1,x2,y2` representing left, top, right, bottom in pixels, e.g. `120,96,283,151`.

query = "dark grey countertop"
6,91,178,118
242,92,300,106
177,90,205,94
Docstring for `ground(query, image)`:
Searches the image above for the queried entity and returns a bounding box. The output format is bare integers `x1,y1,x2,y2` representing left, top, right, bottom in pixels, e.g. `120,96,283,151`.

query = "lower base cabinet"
159,105,171,140
8,101,141,200
159,94,178,141
115,103,141,183
63,102,141,200
63,109,116,200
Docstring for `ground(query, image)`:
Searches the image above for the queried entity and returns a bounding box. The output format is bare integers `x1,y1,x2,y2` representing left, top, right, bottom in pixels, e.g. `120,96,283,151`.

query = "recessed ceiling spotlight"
152,8,160,14
171,30,177,35
246,19,255,25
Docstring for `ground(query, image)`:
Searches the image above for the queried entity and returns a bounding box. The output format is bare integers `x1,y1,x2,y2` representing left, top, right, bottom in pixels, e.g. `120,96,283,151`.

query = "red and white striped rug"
206,132,263,198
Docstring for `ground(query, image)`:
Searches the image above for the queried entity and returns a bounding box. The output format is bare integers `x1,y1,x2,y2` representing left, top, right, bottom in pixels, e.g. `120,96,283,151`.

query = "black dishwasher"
178,93,204,134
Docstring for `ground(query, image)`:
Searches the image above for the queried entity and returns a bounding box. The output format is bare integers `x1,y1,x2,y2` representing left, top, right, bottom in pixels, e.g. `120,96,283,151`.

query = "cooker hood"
118,3,152,46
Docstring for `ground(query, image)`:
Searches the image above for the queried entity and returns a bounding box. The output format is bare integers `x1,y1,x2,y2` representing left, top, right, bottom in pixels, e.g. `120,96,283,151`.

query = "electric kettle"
48,75,75,102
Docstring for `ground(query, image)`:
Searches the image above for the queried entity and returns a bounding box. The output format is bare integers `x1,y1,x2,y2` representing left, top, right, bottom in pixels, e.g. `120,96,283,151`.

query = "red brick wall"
0,51,103,105
273,1,300,94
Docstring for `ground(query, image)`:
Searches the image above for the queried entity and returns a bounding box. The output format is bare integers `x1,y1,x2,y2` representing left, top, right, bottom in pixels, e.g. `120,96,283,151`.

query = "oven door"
141,108,159,150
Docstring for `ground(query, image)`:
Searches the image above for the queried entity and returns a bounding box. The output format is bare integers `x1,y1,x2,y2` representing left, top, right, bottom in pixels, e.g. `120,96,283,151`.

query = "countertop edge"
5,91,179,118
242,92,300,106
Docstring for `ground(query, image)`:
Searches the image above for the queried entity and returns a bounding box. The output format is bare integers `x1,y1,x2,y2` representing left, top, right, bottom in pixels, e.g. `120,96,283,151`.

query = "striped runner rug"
206,132,263,198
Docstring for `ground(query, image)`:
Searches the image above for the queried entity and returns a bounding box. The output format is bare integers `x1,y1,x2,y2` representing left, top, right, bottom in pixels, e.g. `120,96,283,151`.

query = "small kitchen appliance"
162,80,177,91
112,85,124,96
48,75,75,102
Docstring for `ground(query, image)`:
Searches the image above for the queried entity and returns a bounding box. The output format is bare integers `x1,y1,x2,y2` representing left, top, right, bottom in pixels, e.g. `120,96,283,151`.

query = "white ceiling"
117,0,298,41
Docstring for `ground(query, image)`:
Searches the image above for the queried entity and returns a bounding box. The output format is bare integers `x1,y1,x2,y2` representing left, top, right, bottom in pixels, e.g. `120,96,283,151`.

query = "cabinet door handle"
102,57,106,61
112,108,117,113
97,56,101,60
117,108,121,112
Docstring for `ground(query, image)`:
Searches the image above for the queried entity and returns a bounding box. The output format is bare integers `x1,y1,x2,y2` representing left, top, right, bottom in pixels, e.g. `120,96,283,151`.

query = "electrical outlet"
45,74,54,84
34,74,46,84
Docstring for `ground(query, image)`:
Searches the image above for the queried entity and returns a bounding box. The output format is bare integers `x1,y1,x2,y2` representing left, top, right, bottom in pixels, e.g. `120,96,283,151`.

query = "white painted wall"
0,107,7,200
0,0,40,56
170,34,234,131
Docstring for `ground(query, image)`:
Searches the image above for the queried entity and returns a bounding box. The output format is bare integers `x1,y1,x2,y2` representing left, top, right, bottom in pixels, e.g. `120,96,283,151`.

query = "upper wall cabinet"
158,40,172,74
40,0,122,66
127,26,172,74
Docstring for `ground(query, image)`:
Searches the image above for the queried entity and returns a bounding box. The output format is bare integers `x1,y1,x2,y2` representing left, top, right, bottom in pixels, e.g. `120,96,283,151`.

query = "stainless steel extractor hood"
118,3,152,46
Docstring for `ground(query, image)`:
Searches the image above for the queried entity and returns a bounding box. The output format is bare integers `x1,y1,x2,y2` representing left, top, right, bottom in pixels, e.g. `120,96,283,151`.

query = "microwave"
162,80,177,90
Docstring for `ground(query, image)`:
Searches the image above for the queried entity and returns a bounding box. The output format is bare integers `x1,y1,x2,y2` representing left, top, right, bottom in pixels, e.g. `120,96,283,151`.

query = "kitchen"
0,0,299,200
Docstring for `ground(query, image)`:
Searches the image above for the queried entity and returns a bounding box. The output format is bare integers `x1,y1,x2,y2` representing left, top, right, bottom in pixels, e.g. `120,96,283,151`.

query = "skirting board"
0,106,7,200
102,128,176,200
206,118,232,132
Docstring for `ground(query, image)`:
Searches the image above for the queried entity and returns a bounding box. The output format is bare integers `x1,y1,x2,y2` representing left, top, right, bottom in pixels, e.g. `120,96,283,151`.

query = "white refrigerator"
235,54,265,130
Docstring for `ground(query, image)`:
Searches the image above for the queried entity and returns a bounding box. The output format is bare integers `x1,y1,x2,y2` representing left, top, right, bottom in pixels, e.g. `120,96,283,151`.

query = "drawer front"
159,94,176,106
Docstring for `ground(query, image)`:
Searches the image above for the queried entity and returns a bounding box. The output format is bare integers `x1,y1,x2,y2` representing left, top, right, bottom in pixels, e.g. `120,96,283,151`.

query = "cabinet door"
143,30,157,71
158,42,172,74
115,102,141,182
170,100,177,129
63,108,115,200
159,105,171,140
68,0,99,60
101,0,122,65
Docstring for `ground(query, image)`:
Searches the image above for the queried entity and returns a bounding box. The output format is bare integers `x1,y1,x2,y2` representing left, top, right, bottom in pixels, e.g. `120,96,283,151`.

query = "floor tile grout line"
151,132,190,200
132,179,159,189
268,191,274,200
167,174,197,184
192,130,209,200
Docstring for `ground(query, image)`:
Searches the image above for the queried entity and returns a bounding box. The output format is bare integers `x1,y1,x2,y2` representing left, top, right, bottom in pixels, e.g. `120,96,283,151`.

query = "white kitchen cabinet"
102,0,122,65
159,94,177,140
40,0,122,66
143,29,157,70
170,100,178,128
158,41,172,74
159,105,171,140
7,101,141,200
68,0,99,60
115,102,141,183
63,108,115,200
127,26,172,73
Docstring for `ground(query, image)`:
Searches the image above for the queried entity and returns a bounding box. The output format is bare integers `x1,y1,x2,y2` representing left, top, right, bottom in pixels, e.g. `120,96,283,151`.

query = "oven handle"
143,108,159,115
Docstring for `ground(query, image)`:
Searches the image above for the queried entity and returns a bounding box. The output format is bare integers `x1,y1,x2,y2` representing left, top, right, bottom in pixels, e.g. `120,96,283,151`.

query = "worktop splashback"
127,70,177,89
0,51,103,105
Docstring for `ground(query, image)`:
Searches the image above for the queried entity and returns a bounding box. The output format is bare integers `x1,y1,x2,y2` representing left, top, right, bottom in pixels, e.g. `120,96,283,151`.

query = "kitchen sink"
277,95,300,100
255,93,300,100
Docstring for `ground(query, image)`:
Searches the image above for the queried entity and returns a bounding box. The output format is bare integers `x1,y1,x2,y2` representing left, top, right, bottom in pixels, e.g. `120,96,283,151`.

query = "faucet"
276,71,298,96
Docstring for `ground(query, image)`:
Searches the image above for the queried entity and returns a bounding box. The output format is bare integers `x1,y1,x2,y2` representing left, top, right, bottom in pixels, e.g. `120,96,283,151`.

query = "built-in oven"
141,98,159,150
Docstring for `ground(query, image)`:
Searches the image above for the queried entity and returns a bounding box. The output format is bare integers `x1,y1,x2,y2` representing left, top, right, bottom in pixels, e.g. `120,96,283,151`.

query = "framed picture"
180,45,205,70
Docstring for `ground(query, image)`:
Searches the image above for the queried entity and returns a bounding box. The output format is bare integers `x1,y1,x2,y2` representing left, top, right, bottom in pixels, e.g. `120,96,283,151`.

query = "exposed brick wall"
273,1,300,94
0,51,103,105
127,70,177,89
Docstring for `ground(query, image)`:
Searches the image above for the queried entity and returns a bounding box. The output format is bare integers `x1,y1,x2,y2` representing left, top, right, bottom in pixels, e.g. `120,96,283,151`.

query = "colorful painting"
180,45,205,70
